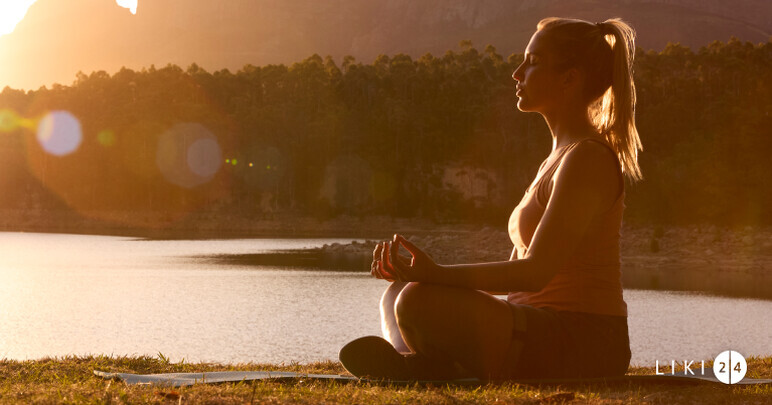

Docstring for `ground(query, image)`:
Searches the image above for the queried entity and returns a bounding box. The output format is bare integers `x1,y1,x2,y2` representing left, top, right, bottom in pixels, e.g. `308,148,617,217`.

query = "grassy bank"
1,355,770,404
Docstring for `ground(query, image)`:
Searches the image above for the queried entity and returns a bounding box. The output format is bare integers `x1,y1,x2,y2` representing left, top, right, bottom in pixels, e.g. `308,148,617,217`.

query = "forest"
0,38,770,228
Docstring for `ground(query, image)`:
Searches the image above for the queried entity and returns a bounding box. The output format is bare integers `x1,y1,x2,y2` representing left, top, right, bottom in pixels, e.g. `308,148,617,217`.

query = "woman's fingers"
389,239,407,272
372,243,382,261
380,241,390,270
377,241,399,281
371,243,383,278
371,258,382,278
393,234,421,257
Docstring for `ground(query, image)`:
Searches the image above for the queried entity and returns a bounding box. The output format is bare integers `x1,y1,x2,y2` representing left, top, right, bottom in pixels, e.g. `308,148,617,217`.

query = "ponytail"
596,19,643,182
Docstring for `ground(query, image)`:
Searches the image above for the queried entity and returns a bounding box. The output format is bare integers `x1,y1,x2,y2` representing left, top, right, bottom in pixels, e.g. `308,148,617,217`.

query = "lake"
0,232,769,367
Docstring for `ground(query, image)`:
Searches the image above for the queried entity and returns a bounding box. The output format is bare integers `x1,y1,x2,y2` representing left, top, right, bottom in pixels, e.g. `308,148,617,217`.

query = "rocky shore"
319,223,772,299
2,209,770,298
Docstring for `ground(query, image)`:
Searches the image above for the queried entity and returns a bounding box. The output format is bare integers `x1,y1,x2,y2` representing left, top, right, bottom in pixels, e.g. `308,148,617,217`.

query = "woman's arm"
387,141,622,292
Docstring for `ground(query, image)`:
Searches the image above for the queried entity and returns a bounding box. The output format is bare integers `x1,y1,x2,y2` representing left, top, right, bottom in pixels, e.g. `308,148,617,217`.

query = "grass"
0,355,770,404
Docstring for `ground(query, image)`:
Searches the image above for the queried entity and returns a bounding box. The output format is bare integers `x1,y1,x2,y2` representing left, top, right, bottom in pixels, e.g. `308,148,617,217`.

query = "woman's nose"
512,68,522,82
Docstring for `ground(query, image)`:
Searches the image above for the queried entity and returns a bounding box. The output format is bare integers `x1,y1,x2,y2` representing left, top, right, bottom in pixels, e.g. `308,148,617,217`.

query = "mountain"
1,0,770,90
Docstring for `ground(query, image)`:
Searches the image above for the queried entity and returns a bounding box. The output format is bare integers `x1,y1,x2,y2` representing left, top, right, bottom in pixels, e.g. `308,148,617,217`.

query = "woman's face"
512,30,565,114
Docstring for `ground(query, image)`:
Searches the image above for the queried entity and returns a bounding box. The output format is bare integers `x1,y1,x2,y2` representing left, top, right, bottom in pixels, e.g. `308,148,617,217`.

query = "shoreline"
3,210,771,298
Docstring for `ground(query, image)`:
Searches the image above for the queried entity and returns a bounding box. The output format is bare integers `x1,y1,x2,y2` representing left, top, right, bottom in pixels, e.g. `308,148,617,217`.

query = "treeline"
0,38,770,227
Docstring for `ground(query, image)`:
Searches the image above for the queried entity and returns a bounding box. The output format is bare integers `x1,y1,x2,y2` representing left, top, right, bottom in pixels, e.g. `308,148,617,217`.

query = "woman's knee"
394,282,446,326
381,281,408,306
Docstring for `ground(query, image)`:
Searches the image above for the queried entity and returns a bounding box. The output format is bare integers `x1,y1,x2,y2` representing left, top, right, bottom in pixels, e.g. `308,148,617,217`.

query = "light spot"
231,159,238,166
0,109,20,132
115,0,138,14
156,123,222,188
97,130,116,146
36,111,82,156
187,138,221,178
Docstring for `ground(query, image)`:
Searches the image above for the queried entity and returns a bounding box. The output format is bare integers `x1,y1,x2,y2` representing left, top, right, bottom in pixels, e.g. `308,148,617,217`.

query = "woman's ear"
561,67,583,89
560,67,586,99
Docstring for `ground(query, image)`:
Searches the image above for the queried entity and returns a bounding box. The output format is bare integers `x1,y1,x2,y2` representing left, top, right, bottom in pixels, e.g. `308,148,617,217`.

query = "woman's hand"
370,235,441,282
383,234,442,283
370,242,397,281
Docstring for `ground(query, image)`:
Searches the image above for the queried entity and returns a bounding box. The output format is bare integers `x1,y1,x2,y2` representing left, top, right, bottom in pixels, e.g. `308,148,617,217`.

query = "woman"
340,17,642,381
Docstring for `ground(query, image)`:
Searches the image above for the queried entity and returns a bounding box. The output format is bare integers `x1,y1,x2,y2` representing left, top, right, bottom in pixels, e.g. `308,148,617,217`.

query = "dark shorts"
499,302,631,379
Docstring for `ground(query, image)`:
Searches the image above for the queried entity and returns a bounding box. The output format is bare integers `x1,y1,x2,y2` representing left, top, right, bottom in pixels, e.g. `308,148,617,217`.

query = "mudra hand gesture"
370,234,440,283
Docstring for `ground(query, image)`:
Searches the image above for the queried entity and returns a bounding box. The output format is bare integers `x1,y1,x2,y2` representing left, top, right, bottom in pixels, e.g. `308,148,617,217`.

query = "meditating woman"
340,17,642,380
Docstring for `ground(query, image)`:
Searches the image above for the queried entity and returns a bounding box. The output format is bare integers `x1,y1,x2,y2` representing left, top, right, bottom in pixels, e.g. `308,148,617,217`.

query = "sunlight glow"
36,111,83,156
0,0,38,36
1,1,137,37
115,0,138,15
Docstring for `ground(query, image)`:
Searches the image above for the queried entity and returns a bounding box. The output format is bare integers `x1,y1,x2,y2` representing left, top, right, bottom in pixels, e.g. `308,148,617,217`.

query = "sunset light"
0,0,37,36
115,0,138,15
1,1,137,37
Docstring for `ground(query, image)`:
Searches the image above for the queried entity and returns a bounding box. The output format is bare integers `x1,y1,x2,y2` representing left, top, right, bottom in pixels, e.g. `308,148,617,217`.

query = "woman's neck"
542,107,601,152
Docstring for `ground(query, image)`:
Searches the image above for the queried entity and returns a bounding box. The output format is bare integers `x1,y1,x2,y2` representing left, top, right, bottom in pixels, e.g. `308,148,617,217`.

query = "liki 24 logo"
655,350,747,384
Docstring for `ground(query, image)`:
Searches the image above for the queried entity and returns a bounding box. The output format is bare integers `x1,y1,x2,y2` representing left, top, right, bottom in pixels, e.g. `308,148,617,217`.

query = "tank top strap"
533,143,579,205
533,138,623,206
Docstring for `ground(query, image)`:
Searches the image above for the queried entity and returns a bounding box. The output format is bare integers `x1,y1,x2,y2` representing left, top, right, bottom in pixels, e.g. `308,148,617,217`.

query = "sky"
0,0,137,36
0,0,767,91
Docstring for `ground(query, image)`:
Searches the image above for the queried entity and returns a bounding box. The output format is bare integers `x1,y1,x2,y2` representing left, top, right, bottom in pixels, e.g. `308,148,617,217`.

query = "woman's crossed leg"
380,281,519,379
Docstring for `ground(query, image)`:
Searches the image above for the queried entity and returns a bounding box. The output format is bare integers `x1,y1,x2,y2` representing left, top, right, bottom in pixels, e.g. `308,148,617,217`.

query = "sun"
116,0,138,15
0,1,137,37
0,0,38,36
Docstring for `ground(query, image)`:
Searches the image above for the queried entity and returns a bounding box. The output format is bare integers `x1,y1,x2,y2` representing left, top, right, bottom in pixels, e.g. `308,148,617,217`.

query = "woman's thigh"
394,282,515,379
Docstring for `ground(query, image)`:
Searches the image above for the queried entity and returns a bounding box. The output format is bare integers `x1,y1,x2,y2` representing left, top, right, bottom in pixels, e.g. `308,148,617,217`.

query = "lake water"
0,232,769,367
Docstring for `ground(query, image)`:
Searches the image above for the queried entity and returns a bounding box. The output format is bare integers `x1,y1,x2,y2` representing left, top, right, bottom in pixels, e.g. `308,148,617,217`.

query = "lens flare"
36,110,82,156
0,109,20,132
156,123,222,188
187,138,221,178
97,130,116,146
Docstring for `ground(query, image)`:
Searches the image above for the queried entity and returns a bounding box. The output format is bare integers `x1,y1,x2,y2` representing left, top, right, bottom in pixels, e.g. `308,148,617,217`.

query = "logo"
654,350,747,385
713,350,747,385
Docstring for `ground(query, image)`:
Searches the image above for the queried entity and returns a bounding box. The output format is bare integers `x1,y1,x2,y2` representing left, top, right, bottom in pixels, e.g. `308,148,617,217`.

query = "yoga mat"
94,369,772,387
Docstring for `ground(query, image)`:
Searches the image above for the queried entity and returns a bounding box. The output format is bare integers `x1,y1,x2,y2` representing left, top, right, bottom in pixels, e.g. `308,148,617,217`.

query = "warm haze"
0,0,769,91
0,0,136,36
0,0,38,36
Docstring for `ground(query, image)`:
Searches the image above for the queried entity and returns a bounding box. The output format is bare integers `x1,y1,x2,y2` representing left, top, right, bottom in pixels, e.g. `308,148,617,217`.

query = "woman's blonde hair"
537,17,643,182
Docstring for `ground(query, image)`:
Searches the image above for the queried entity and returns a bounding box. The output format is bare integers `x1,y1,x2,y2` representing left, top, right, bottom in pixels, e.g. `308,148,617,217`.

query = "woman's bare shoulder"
555,139,622,203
